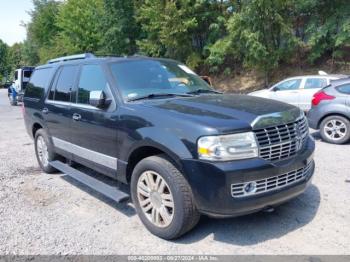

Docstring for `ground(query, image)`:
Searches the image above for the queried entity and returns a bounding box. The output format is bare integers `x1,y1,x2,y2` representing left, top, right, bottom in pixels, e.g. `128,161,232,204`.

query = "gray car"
307,78,350,144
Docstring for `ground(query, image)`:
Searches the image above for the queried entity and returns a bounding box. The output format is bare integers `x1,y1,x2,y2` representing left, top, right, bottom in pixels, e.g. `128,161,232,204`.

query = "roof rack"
47,53,95,64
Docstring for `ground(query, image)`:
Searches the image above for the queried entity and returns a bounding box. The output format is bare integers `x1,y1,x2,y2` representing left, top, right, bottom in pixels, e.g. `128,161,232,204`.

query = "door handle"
42,108,49,114
72,113,81,121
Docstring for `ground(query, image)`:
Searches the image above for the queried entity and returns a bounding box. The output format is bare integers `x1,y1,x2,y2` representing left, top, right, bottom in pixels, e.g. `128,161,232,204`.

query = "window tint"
110,60,211,100
25,68,53,99
77,65,108,104
336,84,350,94
275,79,301,91
304,78,327,89
54,65,79,102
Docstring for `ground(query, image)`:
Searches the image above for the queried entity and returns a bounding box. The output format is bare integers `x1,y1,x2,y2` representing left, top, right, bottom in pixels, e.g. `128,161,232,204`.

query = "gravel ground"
0,89,349,255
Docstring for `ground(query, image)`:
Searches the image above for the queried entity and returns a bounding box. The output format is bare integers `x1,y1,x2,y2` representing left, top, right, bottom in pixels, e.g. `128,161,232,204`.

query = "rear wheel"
320,115,350,144
34,129,58,173
131,155,200,240
8,94,17,106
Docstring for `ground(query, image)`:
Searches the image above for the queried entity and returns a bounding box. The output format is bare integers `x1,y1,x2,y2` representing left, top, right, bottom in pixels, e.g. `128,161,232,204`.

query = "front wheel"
131,155,200,240
320,115,350,144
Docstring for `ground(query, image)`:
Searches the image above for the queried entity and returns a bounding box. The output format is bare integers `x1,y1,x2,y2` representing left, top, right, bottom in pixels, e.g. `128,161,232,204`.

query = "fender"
117,126,195,183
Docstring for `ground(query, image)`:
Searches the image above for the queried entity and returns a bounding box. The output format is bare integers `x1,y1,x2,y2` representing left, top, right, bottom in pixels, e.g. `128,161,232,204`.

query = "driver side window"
275,79,301,91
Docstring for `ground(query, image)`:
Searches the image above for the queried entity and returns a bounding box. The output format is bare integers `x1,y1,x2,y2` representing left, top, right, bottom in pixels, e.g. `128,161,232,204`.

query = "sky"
0,0,33,45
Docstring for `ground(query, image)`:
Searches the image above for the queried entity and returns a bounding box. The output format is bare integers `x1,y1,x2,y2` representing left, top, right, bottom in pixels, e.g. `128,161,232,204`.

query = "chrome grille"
254,117,308,161
231,161,313,198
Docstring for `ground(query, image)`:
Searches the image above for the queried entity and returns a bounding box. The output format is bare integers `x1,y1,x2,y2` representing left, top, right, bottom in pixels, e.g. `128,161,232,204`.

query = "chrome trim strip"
45,100,100,110
52,137,117,170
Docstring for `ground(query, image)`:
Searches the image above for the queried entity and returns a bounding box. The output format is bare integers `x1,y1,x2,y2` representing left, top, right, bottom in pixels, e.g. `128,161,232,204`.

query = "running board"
50,160,129,203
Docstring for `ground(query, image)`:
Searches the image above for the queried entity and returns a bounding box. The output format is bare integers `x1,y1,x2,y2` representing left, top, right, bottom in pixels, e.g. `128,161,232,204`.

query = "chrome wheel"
37,135,49,167
137,171,174,228
324,119,348,141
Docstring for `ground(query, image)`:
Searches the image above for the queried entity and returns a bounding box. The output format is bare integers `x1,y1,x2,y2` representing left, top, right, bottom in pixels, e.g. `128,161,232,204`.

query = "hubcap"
37,136,49,167
324,119,347,141
137,171,174,228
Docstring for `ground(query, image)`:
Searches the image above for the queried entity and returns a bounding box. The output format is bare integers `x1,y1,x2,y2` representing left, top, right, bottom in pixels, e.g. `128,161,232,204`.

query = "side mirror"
201,76,212,86
272,86,280,92
89,90,109,108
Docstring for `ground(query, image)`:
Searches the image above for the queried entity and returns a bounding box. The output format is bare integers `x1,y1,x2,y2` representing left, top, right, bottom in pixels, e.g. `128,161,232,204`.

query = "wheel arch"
318,112,350,129
125,144,184,184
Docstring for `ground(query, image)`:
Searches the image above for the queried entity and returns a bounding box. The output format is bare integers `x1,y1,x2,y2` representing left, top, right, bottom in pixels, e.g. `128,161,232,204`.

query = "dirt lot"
0,89,349,255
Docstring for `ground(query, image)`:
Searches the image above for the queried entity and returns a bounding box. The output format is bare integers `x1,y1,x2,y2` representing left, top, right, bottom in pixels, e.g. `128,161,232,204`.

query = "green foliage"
55,0,105,54
101,0,140,55
1,0,349,79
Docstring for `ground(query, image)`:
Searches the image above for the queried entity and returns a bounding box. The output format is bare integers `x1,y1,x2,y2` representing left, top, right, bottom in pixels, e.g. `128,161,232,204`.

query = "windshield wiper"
127,93,194,102
186,89,223,95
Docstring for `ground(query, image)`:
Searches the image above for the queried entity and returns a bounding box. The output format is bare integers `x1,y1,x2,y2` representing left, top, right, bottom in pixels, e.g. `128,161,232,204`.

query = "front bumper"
181,135,315,218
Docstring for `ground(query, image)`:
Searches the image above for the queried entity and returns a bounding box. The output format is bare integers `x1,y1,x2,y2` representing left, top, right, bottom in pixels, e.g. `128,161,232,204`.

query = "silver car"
249,74,347,111
307,78,350,144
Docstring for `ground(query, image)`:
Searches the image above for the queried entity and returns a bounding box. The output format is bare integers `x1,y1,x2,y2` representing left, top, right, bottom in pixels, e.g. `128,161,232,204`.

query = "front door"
70,64,119,177
269,78,302,108
43,65,79,158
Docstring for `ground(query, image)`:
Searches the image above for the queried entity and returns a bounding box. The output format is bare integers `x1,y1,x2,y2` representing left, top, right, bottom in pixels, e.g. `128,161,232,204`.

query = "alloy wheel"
37,136,49,167
324,119,348,141
137,171,174,228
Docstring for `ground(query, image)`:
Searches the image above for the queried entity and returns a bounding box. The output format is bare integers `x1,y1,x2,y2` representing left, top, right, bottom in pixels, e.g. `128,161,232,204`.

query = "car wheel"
320,115,350,144
34,129,58,173
131,155,200,240
9,95,17,106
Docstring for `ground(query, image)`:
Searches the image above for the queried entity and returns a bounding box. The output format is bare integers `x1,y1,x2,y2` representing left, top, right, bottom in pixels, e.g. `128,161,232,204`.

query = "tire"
131,155,200,240
8,94,17,106
34,129,59,173
320,115,350,144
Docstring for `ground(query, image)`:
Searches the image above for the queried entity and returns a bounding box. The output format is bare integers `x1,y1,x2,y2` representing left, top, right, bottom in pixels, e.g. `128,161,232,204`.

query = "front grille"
231,161,313,198
254,117,308,161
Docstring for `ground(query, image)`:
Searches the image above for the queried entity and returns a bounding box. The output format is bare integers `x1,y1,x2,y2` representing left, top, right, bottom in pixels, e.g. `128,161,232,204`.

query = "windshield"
110,59,213,101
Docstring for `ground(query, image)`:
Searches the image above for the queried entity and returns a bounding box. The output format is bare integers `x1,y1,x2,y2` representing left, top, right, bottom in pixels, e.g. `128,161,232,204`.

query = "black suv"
23,53,315,239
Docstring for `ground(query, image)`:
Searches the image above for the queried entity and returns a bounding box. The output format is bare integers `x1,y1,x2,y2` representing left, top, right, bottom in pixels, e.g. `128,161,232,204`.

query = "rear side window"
25,68,53,99
336,84,350,94
304,78,327,89
49,65,79,102
77,65,108,104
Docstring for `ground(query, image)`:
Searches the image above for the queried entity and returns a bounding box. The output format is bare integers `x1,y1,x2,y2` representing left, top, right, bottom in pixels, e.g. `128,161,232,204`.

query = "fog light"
244,181,257,194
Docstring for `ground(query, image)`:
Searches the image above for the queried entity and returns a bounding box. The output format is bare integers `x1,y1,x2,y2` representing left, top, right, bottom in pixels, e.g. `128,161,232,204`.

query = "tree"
0,39,10,82
55,0,105,55
137,0,232,69
101,0,140,56
208,0,298,83
25,0,61,63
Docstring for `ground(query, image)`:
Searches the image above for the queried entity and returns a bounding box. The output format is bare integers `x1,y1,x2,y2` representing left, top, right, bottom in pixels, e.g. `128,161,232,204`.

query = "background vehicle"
23,53,315,240
249,73,348,111
8,67,35,105
307,79,350,144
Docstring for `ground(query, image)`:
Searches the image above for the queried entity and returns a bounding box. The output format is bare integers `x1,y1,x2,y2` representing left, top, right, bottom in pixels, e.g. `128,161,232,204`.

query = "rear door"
44,65,79,157
69,64,118,177
336,83,350,115
269,78,303,107
299,77,328,111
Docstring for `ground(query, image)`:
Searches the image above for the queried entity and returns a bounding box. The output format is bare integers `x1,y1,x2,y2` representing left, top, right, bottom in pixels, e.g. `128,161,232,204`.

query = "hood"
140,94,302,133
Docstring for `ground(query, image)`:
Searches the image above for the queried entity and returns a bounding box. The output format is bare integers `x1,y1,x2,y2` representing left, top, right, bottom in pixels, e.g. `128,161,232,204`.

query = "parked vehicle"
8,67,35,105
249,73,348,111
23,53,315,239
307,78,350,144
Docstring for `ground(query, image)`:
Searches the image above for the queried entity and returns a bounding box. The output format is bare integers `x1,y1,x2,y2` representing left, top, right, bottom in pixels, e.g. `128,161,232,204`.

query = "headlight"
197,132,258,161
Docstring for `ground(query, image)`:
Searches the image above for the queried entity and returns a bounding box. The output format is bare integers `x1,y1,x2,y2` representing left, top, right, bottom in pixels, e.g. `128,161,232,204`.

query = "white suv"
249,74,347,111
